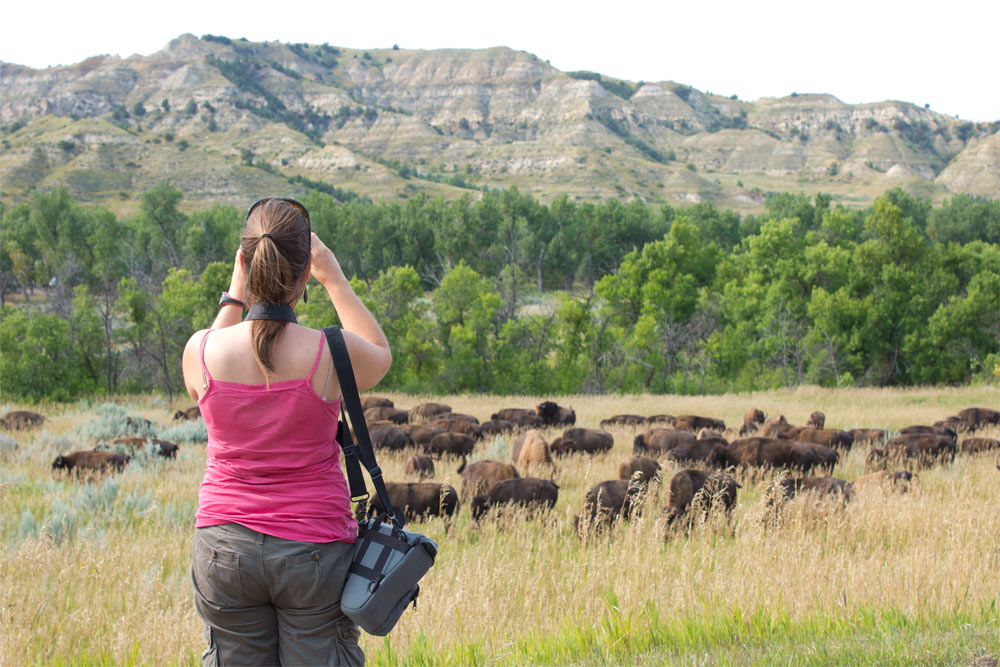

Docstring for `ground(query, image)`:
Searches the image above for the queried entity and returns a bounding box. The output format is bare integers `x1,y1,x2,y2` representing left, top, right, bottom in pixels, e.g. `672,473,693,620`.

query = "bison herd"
4,400,997,538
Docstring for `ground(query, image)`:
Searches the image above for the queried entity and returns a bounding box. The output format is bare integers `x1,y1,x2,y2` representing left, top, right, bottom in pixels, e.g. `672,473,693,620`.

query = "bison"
671,415,726,433
52,450,130,474
369,482,459,525
460,460,519,499
367,423,413,451
401,424,445,448
404,454,435,479
740,408,766,436
110,436,178,458
773,476,854,504
867,434,957,470
707,437,823,473
549,428,614,456
806,411,826,429
576,480,644,531
664,469,740,525
848,428,887,444
600,415,647,427
646,414,675,425
778,427,853,451
852,470,916,492
470,478,559,521
633,428,696,456
899,424,957,439
536,401,576,426
480,419,515,435
1,411,46,430
760,415,791,438
512,429,555,474
956,407,1000,429
617,456,662,488
665,437,726,465
410,402,452,421
430,417,483,440
424,432,475,457
360,396,393,410
364,407,409,425
491,408,535,422
173,406,201,421
959,438,1000,454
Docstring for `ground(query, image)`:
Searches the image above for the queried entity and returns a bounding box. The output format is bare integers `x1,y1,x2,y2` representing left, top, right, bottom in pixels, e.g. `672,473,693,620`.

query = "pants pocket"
279,542,351,609
201,625,219,667
192,535,243,607
331,618,365,666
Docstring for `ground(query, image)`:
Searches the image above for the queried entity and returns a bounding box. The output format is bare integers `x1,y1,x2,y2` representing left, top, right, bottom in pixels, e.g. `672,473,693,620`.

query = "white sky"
3,0,997,121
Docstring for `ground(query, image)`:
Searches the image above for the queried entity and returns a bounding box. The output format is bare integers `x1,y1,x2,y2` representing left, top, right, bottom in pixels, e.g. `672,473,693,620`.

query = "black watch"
219,292,247,309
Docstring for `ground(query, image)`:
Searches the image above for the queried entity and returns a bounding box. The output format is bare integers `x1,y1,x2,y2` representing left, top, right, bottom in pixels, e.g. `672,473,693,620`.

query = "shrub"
75,403,160,444
160,419,208,444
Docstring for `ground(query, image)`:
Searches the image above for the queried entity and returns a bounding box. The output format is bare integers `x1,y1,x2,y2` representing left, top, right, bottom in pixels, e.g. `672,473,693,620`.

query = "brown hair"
241,199,311,382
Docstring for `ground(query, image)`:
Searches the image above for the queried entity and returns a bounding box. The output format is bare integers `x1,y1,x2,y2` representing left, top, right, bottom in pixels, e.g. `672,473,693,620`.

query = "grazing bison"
848,428,887,444
1,411,46,430
368,423,413,451
671,415,726,433
364,407,409,425
633,428,696,456
444,412,480,425
549,428,614,456
460,460,519,499
760,415,791,438
360,396,394,410
536,401,576,426
576,480,643,530
404,454,435,479
774,476,854,504
401,424,445,448
806,411,826,429
740,408,766,436
510,413,544,428
617,456,661,488
697,428,723,441
173,406,201,421
788,441,838,474
470,478,559,521
664,469,740,525
480,419,514,435
934,416,974,434
110,436,178,458
707,437,823,473
853,470,916,492
492,408,535,422
410,402,452,421
899,424,957,439
424,432,475,457
779,427,854,451
52,450,130,474
959,438,1000,454
512,429,555,474
956,407,1000,429
665,437,727,465
601,415,647,427
646,414,675,425
867,434,957,470
369,482,459,525
430,417,483,440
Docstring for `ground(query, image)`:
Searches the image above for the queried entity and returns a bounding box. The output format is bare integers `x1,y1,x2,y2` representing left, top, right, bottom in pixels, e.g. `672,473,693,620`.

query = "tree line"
1,184,997,401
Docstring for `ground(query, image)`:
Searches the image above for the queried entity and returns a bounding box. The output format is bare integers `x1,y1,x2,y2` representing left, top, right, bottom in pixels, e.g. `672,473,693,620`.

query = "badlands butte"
1,33,998,213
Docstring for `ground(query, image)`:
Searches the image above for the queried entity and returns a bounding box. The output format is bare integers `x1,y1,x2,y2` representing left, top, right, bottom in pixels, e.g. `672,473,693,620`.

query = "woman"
182,198,391,666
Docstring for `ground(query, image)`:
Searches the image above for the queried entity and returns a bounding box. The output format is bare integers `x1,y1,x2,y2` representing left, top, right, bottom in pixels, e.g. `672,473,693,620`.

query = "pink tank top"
195,329,356,543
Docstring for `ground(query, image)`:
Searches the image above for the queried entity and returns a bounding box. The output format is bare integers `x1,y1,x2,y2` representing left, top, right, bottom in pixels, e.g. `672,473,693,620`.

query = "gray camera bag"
324,326,437,636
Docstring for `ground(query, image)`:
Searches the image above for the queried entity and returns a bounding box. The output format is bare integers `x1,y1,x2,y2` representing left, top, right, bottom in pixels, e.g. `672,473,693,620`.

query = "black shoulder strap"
323,325,404,530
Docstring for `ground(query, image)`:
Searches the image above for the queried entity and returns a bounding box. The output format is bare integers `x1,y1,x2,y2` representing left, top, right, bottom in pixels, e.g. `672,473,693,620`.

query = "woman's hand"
309,233,348,289
228,246,247,301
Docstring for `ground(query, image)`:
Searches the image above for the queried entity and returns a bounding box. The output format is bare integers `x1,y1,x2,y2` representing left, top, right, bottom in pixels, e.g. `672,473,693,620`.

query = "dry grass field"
1,385,999,665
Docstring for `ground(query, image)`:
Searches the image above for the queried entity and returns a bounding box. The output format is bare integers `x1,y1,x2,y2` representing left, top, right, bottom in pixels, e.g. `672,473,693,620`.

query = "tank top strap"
199,329,215,383
306,329,325,380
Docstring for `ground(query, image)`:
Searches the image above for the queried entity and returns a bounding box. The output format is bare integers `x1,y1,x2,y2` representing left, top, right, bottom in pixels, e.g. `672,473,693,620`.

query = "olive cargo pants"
192,523,364,666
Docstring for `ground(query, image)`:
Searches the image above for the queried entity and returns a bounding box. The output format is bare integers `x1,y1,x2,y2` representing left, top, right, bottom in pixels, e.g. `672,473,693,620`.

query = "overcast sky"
3,0,997,121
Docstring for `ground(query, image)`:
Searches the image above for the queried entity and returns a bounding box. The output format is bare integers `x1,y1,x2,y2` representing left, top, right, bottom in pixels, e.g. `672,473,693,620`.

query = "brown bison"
934,416,974,434
806,411,826,429
665,437,727,465
480,419,514,435
470,478,559,520
617,456,662,488
867,434,957,470
512,429,555,474
368,423,413,451
899,424,957,439
774,476,853,504
956,407,1000,429
510,413,544,428
404,454,435,479
369,482,459,525
671,415,726,433
430,417,483,440
959,438,1000,454
633,428,696,456
549,428,614,456
401,424,445,447
740,408,765,436
110,436,178,458
760,415,791,438
360,396,394,410
410,402,452,420
536,401,576,426
848,428,888,444
1,411,45,430
664,469,740,525
779,427,854,451
646,414,675,425
576,480,644,530
364,407,409,425
173,406,201,421
492,408,535,422
460,460,519,499
424,432,475,457
852,470,916,492
601,415,647,427
444,413,480,425
707,437,824,473
52,450,130,474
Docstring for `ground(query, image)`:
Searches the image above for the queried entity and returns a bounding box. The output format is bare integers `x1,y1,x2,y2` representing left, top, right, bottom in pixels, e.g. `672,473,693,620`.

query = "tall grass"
1,385,997,664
